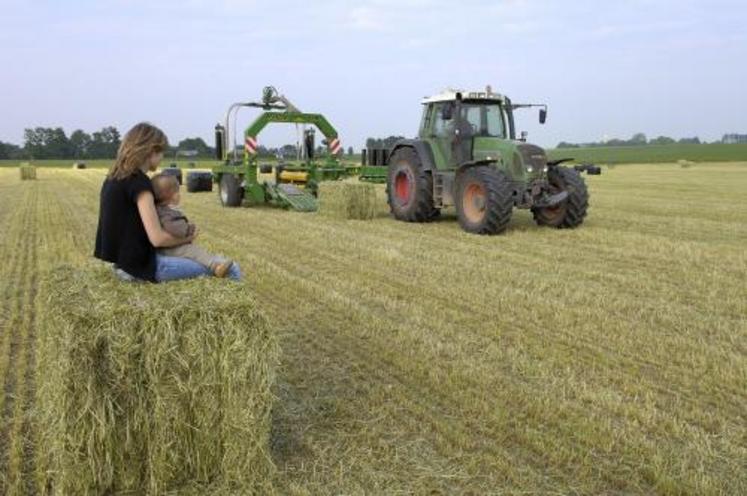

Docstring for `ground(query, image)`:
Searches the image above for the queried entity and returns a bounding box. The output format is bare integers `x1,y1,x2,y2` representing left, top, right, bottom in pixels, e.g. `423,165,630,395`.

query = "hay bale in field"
678,159,695,168
72,162,87,169
318,181,377,220
35,264,278,495
20,163,36,180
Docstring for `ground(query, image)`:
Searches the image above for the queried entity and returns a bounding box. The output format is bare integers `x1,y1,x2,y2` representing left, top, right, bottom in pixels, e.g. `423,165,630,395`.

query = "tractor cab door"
426,102,458,168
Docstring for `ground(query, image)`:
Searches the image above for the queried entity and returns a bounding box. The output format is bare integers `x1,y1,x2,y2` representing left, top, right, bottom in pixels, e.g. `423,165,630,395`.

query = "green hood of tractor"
472,137,547,182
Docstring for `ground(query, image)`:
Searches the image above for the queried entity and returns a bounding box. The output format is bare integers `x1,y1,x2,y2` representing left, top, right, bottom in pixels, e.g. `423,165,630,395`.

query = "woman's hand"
136,191,192,248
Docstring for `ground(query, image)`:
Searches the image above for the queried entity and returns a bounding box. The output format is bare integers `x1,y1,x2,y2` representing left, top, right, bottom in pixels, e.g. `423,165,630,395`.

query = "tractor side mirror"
539,108,547,124
441,104,453,121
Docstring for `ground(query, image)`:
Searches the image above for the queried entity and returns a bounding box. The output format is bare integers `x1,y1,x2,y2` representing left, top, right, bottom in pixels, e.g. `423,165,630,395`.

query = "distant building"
722,134,747,144
176,149,199,157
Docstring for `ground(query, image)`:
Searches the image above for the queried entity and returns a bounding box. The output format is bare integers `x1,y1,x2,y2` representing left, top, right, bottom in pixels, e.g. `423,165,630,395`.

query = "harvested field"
0,163,745,495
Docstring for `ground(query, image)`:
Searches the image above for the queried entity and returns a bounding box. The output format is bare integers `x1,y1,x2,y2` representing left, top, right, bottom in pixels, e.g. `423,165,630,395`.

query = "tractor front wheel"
532,166,588,228
219,174,243,207
386,147,439,222
455,166,513,235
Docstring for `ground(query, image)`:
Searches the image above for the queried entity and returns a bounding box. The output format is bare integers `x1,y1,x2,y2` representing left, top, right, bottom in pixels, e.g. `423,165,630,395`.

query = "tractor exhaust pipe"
214,124,224,161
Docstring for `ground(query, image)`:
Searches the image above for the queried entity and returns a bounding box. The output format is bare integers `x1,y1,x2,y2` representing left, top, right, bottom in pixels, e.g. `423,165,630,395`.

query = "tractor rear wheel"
532,166,588,228
455,166,513,235
386,147,439,222
219,174,243,207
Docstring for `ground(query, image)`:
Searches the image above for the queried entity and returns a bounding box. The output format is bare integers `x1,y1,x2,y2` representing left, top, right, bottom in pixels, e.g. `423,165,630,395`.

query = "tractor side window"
432,104,451,138
484,105,506,138
460,103,506,138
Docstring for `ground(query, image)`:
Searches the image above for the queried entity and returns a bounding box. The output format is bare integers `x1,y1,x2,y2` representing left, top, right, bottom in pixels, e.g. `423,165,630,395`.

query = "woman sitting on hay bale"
94,122,241,282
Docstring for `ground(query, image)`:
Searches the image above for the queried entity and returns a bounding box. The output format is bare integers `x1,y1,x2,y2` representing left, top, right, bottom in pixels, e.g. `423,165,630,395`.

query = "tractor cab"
418,88,548,174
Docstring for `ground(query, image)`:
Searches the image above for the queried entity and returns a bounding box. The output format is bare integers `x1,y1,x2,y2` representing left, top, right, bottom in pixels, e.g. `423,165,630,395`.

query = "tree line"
557,133,703,149
0,126,358,160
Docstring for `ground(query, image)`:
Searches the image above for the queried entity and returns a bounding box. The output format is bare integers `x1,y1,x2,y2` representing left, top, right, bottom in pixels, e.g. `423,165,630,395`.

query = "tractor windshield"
460,103,506,138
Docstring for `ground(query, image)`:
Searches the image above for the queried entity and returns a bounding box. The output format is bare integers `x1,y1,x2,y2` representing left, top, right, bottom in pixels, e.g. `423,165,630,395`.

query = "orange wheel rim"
394,170,412,205
463,182,486,223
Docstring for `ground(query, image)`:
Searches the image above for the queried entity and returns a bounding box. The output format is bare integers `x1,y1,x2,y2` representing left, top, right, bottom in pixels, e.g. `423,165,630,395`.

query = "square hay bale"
318,181,377,220
35,264,279,495
20,163,36,180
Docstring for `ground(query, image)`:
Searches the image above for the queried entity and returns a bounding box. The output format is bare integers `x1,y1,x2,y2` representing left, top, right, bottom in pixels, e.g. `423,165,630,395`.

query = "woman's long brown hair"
108,122,168,180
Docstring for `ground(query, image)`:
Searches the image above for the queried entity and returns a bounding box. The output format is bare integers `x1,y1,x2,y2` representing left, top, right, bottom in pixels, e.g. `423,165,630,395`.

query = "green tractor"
212,86,352,211
365,87,590,234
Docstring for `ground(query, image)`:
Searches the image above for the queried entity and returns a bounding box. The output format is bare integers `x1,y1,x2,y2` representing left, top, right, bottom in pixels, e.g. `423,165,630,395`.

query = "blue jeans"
155,255,241,282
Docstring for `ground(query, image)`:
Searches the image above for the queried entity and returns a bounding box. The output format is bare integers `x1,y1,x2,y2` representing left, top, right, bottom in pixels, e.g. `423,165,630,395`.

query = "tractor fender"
389,139,437,173
455,159,499,178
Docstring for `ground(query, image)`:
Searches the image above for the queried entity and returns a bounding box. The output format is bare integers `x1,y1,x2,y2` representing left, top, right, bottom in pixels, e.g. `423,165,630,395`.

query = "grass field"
547,143,747,164
0,163,745,494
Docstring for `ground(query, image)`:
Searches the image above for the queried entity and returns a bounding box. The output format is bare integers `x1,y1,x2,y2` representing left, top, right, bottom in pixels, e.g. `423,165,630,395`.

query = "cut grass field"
0,163,745,494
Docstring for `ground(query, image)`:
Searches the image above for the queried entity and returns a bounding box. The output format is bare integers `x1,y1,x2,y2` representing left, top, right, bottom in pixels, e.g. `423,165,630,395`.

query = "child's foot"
211,260,233,278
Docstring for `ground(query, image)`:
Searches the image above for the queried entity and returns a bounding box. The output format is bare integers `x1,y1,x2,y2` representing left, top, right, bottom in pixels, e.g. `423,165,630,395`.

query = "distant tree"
0,140,22,159
556,141,579,149
629,133,647,146
69,129,92,159
23,128,48,159
279,144,296,158
176,137,213,158
649,136,675,145
347,146,354,156
89,126,121,158
678,137,701,145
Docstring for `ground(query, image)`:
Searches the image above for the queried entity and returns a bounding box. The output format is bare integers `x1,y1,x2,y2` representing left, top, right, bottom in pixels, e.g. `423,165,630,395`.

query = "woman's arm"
136,191,194,248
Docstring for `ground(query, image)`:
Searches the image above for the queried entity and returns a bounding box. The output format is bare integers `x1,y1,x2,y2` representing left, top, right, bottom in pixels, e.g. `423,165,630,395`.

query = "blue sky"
1,0,745,149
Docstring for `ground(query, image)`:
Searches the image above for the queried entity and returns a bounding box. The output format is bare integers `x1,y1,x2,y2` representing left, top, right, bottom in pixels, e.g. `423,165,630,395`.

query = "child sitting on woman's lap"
151,173,233,277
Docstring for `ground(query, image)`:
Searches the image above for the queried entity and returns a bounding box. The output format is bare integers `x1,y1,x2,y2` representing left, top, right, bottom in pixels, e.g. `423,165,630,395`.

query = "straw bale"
35,264,278,495
20,164,36,180
318,181,377,220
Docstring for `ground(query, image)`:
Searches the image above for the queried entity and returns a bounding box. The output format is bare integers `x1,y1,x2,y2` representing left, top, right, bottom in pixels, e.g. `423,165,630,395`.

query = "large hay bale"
318,181,377,220
36,264,278,495
20,163,36,180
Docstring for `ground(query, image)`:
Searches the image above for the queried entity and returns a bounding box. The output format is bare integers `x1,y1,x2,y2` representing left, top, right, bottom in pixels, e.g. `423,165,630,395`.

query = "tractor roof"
421,88,506,104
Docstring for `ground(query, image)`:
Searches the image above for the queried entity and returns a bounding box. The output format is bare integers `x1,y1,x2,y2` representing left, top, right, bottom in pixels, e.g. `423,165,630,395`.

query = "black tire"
161,167,182,185
455,166,514,235
532,166,588,228
386,147,439,222
219,174,243,207
186,172,213,192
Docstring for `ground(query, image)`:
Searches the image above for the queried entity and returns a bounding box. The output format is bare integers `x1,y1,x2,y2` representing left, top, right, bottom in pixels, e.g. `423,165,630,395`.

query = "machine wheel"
386,147,439,222
455,166,513,235
186,171,213,192
160,166,182,185
219,174,243,207
532,166,588,228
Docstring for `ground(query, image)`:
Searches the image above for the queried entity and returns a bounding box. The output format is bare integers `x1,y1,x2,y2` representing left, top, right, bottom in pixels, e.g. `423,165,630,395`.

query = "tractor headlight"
527,166,534,173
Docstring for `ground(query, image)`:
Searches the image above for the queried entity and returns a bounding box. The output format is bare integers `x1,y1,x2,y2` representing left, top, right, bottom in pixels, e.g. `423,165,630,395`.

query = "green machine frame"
212,86,354,211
